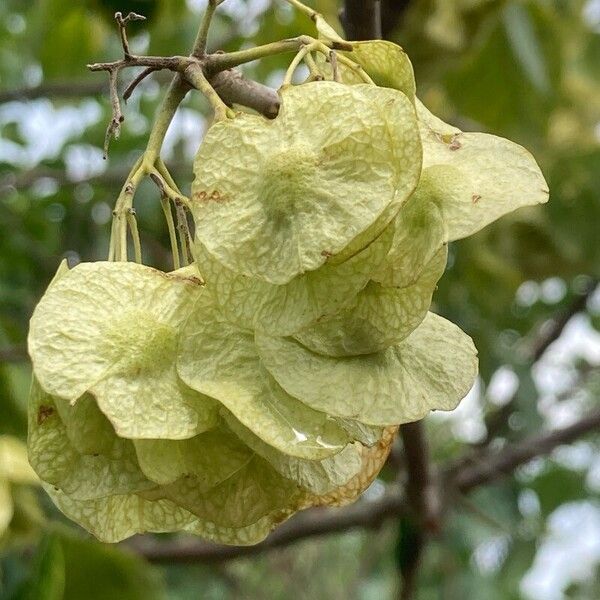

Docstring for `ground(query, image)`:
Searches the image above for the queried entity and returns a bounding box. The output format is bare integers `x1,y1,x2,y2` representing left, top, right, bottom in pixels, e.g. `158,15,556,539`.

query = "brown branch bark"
210,70,280,119
126,408,600,564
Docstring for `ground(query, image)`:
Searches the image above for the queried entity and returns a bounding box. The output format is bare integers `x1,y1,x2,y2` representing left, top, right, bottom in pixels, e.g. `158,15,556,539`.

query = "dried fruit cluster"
27,38,548,545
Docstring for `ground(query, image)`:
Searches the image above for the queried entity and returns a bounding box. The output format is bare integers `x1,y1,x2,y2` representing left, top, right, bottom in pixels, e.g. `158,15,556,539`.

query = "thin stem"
115,11,146,58
176,203,191,266
160,195,180,270
123,66,157,103
192,0,225,57
146,75,189,162
304,52,323,81
104,68,123,158
156,158,182,194
208,38,306,72
127,209,142,263
335,52,374,84
283,0,318,19
108,215,117,261
329,50,340,82
184,64,233,120
119,212,128,261
283,45,313,86
110,155,142,261
207,36,351,73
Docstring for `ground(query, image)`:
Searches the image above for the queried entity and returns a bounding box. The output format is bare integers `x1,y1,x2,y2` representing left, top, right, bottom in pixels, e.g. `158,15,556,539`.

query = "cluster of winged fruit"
27,40,548,545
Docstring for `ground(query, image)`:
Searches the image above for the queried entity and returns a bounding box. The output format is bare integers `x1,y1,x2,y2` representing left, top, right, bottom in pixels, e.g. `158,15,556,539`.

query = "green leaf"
24,533,65,600
58,529,166,600
257,313,478,426
18,528,166,600
502,4,551,95
192,82,421,284
0,480,14,538
0,435,37,484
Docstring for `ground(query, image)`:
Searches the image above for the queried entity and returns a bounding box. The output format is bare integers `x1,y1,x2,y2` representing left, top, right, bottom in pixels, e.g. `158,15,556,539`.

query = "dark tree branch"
127,486,406,563
481,278,599,445
529,278,598,362
453,407,600,491
401,422,440,533
127,408,600,564
380,0,412,38
398,421,438,600
341,4,430,597
340,0,382,40
0,345,28,364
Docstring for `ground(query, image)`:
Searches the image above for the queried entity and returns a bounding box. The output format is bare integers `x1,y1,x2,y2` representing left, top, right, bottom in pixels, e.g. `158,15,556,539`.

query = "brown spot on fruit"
439,132,462,150
321,250,333,259
449,138,462,151
37,405,55,425
472,194,482,204
194,189,228,204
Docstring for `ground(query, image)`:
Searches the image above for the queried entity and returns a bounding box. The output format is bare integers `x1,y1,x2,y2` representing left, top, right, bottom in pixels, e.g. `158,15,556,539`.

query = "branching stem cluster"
90,0,363,267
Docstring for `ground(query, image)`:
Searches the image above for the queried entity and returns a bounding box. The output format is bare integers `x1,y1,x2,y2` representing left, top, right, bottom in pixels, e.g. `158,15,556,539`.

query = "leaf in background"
17,529,165,600
33,0,109,79
21,533,65,600
502,3,551,95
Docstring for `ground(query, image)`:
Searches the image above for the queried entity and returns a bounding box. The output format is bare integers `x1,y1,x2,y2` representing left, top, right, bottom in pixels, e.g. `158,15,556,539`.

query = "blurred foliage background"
1,0,599,598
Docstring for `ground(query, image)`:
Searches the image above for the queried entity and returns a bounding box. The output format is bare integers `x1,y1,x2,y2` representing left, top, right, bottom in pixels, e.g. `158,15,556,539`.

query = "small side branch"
104,68,124,158
481,278,599,445
453,407,600,491
123,67,158,103
529,278,598,362
192,0,227,57
115,11,146,58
